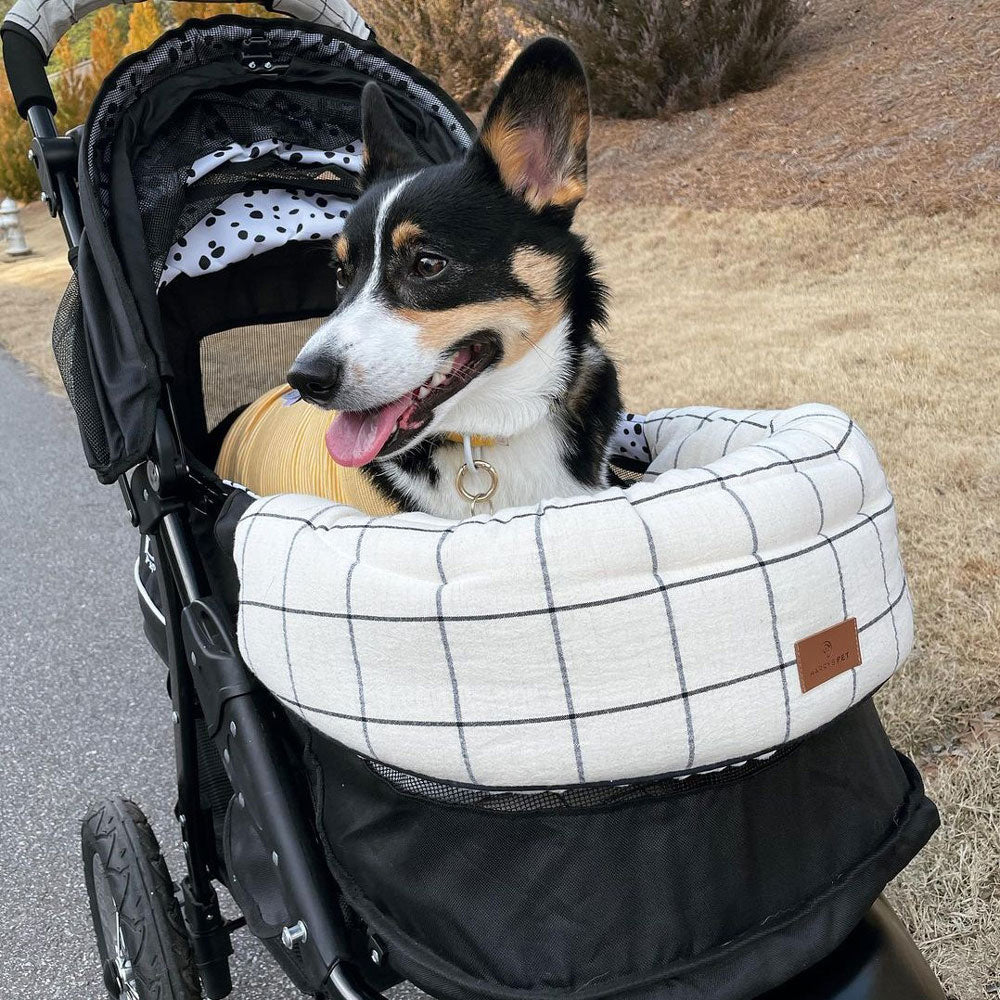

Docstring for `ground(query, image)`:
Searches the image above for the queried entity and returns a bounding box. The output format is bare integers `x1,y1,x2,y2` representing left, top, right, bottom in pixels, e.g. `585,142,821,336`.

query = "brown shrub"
90,7,128,83
124,1,164,54
522,0,803,118
0,88,39,201
354,0,505,108
51,38,98,130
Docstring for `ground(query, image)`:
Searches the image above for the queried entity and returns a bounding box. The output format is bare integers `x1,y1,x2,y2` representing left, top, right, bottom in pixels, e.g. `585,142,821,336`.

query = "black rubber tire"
82,797,202,1000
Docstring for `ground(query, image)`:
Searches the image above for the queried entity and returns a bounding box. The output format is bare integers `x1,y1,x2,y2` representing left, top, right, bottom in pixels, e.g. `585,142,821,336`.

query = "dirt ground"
585,0,1000,214
1,0,998,994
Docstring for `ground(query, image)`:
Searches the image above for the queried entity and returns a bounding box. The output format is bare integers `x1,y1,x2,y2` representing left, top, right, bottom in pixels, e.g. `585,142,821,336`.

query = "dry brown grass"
575,201,1000,998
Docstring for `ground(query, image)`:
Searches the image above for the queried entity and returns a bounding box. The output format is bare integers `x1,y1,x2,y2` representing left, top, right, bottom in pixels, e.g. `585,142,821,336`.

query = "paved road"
0,351,418,999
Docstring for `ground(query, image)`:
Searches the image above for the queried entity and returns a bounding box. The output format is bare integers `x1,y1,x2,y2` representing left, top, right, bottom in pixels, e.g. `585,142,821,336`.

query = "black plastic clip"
240,33,289,75
28,133,77,217
181,598,256,737
129,463,185,535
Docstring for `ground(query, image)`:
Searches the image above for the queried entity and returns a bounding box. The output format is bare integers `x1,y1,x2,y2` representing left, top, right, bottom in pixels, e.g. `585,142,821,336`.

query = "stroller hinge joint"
28,133,78,218
128,464,184,534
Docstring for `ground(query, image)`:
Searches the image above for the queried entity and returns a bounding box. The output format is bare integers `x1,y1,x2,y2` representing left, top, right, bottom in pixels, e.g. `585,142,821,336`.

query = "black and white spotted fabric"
609,411,653,463
234,404,912,789
159,140,361,288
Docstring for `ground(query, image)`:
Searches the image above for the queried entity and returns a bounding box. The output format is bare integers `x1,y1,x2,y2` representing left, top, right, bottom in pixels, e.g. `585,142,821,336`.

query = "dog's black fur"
288,38,622,517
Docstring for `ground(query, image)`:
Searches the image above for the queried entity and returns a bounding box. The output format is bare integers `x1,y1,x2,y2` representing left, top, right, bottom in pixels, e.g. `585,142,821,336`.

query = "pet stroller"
2,3,947,998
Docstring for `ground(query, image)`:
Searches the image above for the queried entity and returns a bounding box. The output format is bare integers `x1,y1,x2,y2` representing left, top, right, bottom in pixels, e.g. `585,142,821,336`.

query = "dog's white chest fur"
381,415,603,519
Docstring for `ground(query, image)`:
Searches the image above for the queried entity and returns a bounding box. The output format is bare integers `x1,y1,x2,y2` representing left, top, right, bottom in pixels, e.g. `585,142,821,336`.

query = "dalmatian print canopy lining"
158,138,363,289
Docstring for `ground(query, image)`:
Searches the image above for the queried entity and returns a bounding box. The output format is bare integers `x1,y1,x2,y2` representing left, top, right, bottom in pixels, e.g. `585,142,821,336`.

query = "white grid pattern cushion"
234,404,912,788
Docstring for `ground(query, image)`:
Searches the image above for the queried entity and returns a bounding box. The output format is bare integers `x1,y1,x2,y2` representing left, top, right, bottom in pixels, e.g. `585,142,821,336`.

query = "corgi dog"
286,38,621,518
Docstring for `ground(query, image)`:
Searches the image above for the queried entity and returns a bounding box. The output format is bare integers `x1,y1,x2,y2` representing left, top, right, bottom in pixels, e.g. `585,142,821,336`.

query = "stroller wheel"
82,797,201,1000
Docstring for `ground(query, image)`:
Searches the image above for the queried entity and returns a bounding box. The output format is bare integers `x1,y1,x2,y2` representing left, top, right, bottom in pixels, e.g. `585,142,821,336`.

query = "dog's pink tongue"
325,397,412,467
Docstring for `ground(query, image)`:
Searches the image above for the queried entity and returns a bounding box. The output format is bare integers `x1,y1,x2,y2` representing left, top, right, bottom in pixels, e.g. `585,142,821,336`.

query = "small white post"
1,197,32,257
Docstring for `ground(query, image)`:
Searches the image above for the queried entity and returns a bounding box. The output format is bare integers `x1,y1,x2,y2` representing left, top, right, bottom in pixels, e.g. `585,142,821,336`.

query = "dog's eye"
335,263,350,291
414,255,447,278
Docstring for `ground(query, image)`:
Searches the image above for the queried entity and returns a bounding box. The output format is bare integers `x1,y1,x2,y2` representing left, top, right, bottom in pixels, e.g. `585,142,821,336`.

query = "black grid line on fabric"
270,578,908,731
435,528,477,783
632,505,695,768
642,410,771,433
787,422,868,508
757,441,857,705
280,520,316,715
240,418,857,541
864,511,902,675
240,498,897,626
534,509,586,782
708,472,792,743
345,520,377,756
670,408,724,467
723,410,768,456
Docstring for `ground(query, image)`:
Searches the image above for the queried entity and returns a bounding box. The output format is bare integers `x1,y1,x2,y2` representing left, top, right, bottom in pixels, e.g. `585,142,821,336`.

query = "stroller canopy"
50,13,472,482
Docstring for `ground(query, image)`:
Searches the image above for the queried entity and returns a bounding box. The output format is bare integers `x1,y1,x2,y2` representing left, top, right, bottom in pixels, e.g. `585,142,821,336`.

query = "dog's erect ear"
360,82,427,187
472,37,590,217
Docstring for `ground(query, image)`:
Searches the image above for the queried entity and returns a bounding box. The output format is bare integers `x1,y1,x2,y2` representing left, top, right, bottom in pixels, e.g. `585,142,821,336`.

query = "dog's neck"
367,325,620,518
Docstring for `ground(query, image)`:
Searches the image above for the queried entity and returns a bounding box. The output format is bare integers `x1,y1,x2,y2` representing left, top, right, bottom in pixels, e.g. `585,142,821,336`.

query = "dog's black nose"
287,357,343,406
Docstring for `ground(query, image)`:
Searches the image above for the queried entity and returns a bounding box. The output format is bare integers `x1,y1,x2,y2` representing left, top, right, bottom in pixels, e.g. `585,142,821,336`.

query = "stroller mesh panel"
52,275,111,467
200,318,320,431
366,751,783,812
134,87,365,281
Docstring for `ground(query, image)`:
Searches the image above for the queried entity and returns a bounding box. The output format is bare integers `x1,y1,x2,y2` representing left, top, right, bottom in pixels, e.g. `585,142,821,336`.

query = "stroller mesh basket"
0,4,942,999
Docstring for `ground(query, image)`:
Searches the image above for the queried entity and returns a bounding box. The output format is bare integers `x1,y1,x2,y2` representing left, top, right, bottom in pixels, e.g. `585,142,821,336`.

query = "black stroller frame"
3,6,412,998
22,125,388,1000
2,4,948,999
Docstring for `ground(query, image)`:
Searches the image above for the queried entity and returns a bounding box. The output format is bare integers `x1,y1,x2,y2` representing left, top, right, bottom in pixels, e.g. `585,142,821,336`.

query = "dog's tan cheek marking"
497,299,565,367
391,220,422,252
334,235,349,262
512,247,562,301
397,299,564,367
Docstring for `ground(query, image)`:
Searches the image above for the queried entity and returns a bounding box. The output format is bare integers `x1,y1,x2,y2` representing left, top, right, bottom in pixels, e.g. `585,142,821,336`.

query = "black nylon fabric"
64,16,472,483
304,699,938,1000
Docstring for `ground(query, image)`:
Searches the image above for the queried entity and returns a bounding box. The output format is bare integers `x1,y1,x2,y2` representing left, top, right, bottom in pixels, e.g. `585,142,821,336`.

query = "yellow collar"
444,433,497,447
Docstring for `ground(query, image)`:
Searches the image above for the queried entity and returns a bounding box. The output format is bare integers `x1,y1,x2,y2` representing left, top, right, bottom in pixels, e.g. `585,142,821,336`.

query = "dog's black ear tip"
360,81,390,124
514,35,586,79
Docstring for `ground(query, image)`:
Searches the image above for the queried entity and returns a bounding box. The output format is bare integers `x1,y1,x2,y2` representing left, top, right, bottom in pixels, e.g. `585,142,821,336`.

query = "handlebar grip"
1,24,55,118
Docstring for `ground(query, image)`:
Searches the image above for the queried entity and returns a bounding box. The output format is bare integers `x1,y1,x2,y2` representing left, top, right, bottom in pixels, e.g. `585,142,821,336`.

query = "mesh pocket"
51,274,111,469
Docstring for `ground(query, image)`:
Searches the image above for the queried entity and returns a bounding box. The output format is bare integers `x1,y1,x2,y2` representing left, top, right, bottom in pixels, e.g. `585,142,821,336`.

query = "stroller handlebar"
1,0,370,118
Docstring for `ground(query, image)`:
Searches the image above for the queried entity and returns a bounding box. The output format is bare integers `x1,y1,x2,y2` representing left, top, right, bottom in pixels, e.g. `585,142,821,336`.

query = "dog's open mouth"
324,334,500,467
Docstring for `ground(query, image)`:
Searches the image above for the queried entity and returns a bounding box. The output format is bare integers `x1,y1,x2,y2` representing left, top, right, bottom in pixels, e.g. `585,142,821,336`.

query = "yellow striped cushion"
215,385,397,516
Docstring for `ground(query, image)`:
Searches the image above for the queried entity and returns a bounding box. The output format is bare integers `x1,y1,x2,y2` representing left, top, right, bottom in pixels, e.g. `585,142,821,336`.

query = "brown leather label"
795,618,862,693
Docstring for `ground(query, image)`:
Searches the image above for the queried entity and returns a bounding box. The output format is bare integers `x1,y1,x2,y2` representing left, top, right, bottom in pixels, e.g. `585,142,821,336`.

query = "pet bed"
234,402,912,788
